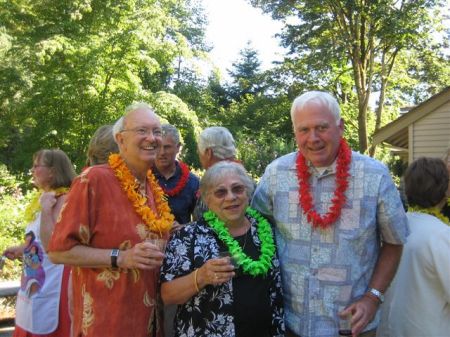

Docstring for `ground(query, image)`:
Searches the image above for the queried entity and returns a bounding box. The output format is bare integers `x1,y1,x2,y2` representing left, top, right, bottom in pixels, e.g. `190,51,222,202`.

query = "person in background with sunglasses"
3,149,76,337
160,161,285,337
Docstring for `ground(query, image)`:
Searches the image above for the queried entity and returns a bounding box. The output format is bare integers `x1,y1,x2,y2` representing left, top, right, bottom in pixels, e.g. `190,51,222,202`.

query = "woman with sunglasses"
2,149,76,337
160,161,284,337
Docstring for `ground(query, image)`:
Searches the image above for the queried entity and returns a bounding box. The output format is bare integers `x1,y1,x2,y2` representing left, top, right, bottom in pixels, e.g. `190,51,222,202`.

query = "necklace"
23,187,69,224
204,207,275,276
408,205,450,226
233,229,249,252
296,138,351,230
108,154,174,235
159,161,190,197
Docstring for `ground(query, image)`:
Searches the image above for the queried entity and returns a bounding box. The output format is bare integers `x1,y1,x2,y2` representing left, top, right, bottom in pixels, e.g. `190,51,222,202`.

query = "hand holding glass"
218,251,238,269
145,233,167,252
338,312,352,336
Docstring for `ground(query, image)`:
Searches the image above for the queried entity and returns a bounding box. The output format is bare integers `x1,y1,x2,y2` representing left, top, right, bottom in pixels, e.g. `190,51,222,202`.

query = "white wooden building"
372,87,450,164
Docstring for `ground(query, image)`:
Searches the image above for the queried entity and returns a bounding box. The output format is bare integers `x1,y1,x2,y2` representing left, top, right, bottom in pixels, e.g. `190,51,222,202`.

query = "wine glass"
145,232,167,252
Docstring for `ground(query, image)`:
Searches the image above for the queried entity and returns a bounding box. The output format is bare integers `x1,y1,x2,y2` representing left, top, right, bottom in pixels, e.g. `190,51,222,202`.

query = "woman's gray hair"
112,102,156,142
162,124,181,144
86,124,119,166
198,126,236,159
200,161,254,202
290,91,341,125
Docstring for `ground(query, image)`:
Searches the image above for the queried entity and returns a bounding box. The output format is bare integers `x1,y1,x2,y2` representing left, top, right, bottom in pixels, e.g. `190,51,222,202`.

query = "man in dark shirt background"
153,124,200,225
153,123,200,337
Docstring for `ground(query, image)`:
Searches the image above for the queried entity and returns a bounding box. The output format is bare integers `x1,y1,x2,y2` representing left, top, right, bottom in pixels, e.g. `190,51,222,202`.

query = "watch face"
111,249,119,269
370,288,384,302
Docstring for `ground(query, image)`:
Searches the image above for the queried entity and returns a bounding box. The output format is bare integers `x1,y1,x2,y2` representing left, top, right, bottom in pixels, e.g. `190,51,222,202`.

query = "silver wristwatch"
367,287,384,303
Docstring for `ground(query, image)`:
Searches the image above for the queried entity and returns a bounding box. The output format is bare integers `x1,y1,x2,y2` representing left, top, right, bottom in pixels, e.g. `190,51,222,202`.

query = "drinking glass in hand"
338,312,352,336
218,251,238,269
145,233,167,252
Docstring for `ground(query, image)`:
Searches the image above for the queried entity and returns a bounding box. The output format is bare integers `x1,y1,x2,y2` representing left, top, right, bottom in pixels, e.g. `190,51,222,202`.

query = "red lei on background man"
161,161,190,196
296,139,351,229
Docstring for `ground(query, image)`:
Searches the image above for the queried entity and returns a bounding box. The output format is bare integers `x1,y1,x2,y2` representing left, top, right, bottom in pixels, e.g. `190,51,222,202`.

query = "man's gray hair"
112,102,156,141
290,91,341,125
198,126,236,160
162,124,181,144
200,161,254,202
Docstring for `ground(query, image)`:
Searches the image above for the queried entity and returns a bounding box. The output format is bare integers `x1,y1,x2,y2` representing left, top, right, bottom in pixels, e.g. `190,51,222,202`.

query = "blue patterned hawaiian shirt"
251,151,409,337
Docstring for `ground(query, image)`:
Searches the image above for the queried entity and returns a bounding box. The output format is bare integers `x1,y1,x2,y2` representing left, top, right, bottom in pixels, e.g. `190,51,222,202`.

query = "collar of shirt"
287,151,356,179
153,161,181,181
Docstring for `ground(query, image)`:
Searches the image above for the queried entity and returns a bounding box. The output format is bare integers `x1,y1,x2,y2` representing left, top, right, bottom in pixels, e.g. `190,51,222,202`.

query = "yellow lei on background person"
408,205,450,226
108,153,174,235
23,187,70,224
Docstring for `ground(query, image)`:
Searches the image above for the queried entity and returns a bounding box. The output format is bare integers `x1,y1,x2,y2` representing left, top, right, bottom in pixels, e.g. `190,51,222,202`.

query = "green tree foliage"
148,91,201,166
0,164,27,280
0,0,207,172
214,47,297,176
249,0,448,154
228,95,296,176
227,42,267,101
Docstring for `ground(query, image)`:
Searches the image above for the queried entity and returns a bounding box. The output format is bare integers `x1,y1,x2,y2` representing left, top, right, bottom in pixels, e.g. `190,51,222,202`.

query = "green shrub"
0,163,28,280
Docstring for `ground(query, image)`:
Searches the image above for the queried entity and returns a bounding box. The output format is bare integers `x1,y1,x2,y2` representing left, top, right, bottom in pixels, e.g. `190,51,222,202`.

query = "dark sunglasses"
212,184,246,199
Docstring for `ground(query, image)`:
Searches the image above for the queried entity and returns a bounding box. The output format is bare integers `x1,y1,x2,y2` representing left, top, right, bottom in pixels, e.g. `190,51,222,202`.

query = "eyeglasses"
211,184,246,199
120,127,162,138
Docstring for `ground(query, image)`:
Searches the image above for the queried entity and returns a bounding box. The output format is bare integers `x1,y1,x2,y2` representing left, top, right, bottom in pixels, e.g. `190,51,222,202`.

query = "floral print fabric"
160,217,285,337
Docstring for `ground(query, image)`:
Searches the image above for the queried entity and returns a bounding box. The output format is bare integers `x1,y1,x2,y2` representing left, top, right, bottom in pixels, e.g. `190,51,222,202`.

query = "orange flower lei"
108,154,174,235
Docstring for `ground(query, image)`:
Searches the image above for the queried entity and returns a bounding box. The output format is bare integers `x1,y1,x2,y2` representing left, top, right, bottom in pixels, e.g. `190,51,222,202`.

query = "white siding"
411,101,450,160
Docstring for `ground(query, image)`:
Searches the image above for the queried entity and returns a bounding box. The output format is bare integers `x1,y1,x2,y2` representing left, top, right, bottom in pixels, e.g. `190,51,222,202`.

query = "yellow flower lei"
108,154,174,235
408,205,450,226
23,187,69,224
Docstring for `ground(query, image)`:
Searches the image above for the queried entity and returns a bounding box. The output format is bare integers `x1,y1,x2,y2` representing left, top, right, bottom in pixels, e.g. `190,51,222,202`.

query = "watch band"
110,249,120,269
367,287,384,303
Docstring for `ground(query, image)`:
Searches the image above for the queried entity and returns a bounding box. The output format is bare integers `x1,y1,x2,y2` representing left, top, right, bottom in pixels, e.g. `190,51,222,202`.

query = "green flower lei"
408,205,450,226
203,206,276,277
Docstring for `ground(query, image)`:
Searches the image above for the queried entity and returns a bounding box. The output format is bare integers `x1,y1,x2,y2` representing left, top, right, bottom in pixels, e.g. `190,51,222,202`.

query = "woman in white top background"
377,157,450,337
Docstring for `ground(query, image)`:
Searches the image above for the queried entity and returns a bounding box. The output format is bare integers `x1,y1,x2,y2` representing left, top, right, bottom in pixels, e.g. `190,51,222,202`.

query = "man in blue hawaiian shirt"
252,91,409,337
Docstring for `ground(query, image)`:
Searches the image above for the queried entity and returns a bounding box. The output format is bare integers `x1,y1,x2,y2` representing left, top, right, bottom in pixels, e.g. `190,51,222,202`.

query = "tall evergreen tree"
227,42,265,101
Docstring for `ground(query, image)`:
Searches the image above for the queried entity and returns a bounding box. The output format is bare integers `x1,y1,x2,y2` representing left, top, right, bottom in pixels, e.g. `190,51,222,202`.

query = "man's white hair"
198,126,236,160
112,102,156,142
290,91,341,125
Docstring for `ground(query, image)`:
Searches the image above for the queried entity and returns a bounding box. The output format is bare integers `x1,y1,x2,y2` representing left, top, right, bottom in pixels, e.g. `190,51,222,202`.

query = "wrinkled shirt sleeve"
376,169,409,244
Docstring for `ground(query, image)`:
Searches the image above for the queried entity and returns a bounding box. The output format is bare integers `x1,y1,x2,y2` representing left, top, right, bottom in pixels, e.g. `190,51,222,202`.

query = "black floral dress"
160,216,285,337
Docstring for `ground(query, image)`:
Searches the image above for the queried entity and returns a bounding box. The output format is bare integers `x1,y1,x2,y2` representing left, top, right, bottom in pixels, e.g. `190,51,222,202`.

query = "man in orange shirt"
49,103,174,337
